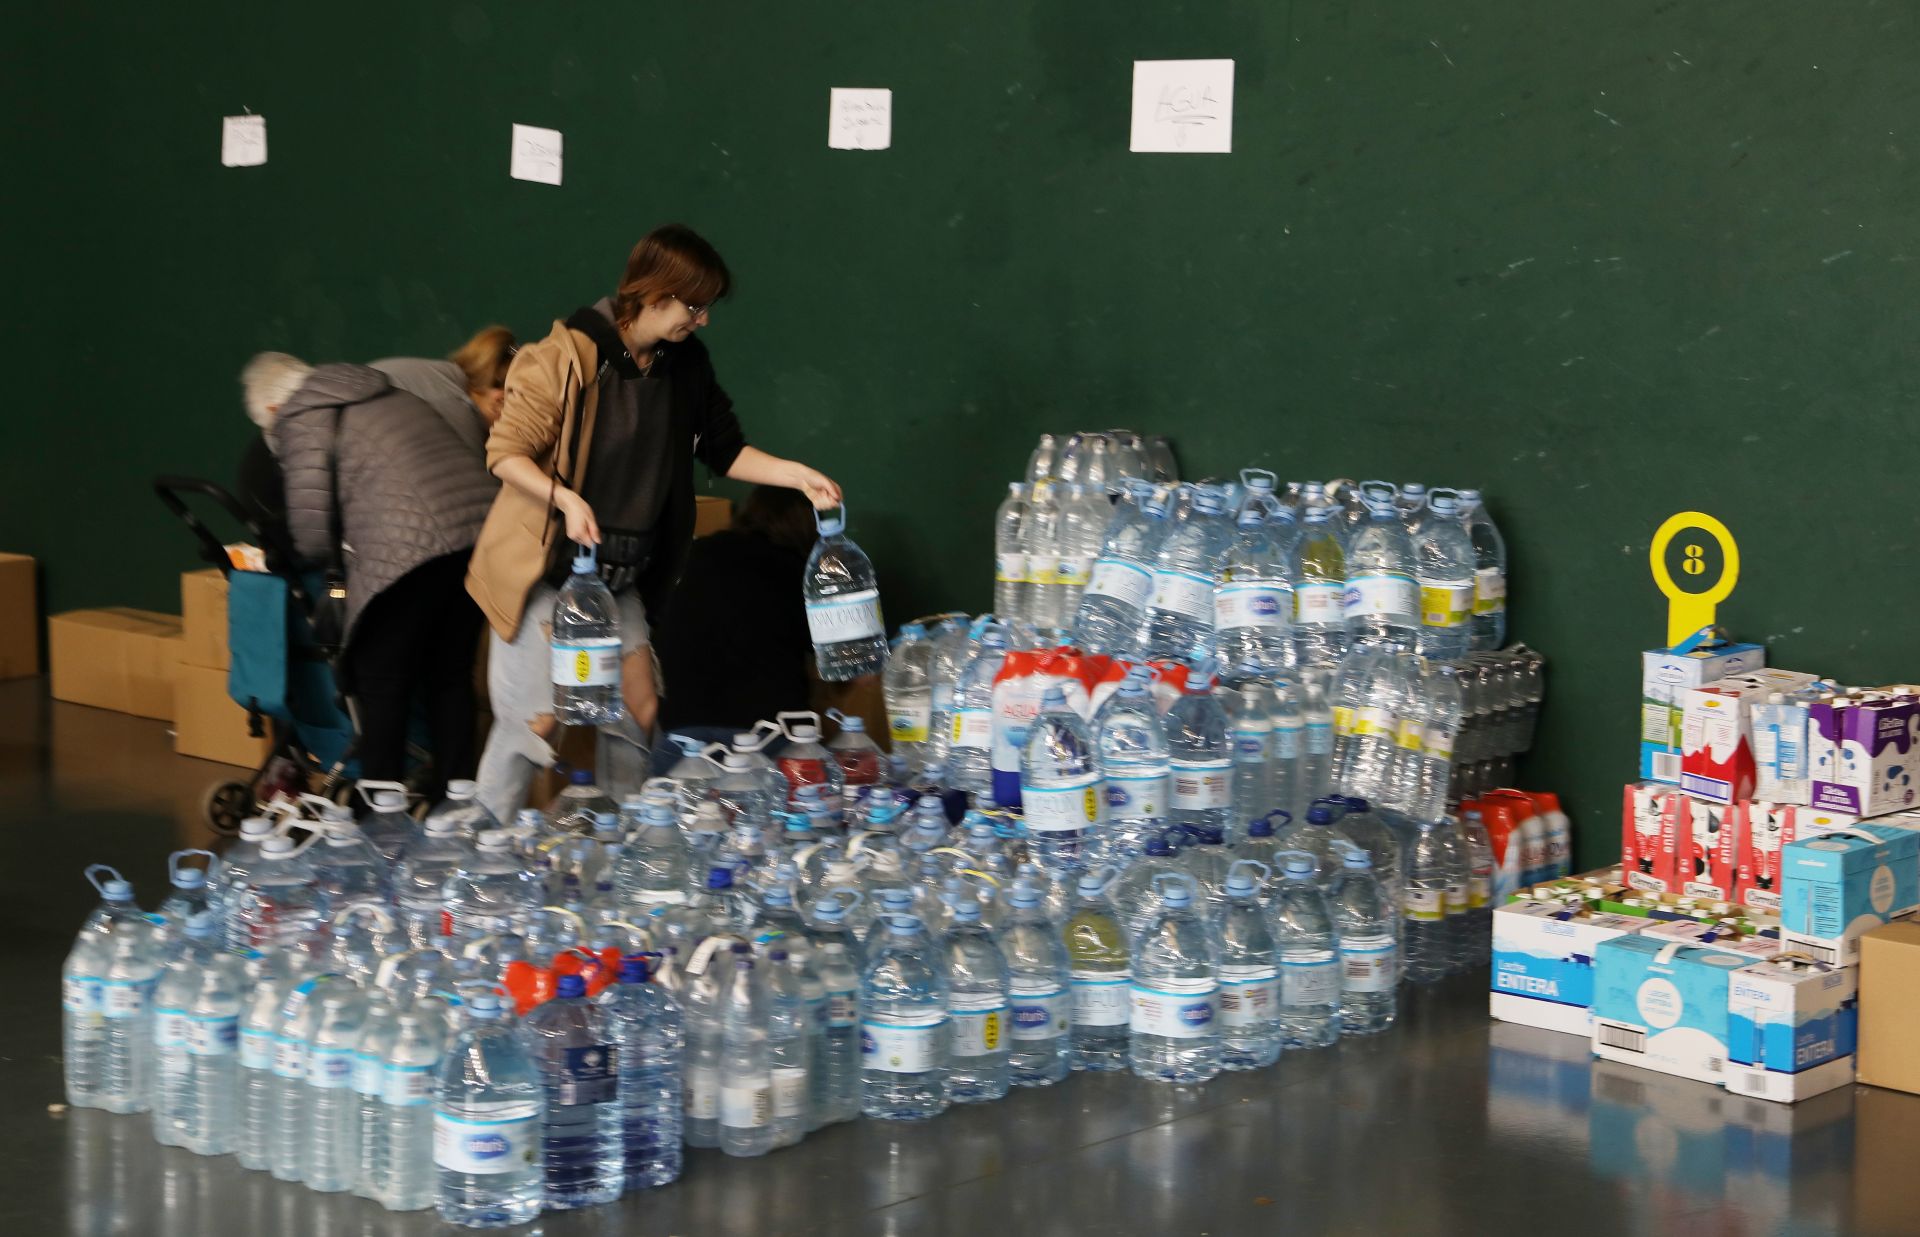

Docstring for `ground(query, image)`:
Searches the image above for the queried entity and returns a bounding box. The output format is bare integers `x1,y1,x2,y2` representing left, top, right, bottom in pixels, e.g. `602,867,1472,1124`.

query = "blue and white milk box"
1779,823,1920,966
1591,934,1754,1085
1640,643,1766,784
1490,901,1646,1036
1724,957,1858,1104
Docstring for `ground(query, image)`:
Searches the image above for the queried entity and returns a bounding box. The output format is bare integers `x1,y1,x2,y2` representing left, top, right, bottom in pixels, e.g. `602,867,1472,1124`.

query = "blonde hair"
449,325,515,396
239,352,312,429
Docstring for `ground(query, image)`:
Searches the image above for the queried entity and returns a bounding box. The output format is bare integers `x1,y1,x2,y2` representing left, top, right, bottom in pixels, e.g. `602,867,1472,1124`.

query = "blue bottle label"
1129,978,1219,1038
556,1043,619,1105
433,1105,541,1174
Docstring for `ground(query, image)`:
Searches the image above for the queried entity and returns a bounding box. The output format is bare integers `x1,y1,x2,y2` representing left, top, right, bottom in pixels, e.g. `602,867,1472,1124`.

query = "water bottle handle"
1259,809,1294,832
748,719,784,749
1239,467,1277,493
84,864,124,897
537,905,588,936
1227,858,1271,887
825,707,853,729
813,501,847,534
373,947,432,992
355,779,411,800
667,733,707,758
775,710,819,738
699,742,731,772
331,901,397,933
168,849,216,884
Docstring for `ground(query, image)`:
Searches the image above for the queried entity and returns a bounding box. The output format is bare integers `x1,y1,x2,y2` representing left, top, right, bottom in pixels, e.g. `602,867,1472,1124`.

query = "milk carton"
1592,934,1755,1085
1778,824,1920,966
1679,671,1821,806
1809,696,1920,818
1724,957,1857,1103
1735,801,1794,914
1621,781,1686,896
1490,900,1647,1036
1752,694,1814,805
1641,643,1765,784
1680,797,1741,902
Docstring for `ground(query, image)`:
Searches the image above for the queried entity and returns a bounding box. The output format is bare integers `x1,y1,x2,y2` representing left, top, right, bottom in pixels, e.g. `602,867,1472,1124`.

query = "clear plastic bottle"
941,899,1010,1103
1167,665,1235,844
882,623,934,768
1025,432,1058,487
394,819,477,949
775,711,845,808
810,915,864,1124
352,991,397,1202
1021,684,1102,872
1460,489,1508,652
358,782,416,863
825,708,886,790
923,617,974,769
994,481,1032,621
1053,484,1109,621
804,504,889,682
1412,489,1477,662
947,626,1009,801
1002,881,1071,1086
603,953,683,1190
1290,508,1351,667
1334,797,1404,905
303,986,369,1192
231,834,324,955
153,848,217,954
1212,861,1281,1070
1088,670,1166,865
1403,816,1457,983
763,947,813,1147
308,816,393,922
1073,481,1170,657
1216,502,1295,676
1411,662,1464,823
64,865,157,1113
1330,848,1399,1034
552,543,625,727
860,914,949,1120
1144,485,1233,659
1268,679,1305,821
1063,869,1131,1071
378,1002,448,1211
1021,481,1066,630
444,830,538,943
1299,667,1335,806
1111,831,1186,945
1271,852,1341,1048
1128,874,1220,1084
1223,678,1276,832
677,941,737,1149
1342,653,1407,808
1344,481,1420,653
1459,810,1496,966
434,993,545,1228
234,949,296,1171
714,955,774,1158
149,912,241,1153
523,972,622,1206
1235,811,1286,880
612,799,689,915
270,974,336,1181
1278,801,1348,884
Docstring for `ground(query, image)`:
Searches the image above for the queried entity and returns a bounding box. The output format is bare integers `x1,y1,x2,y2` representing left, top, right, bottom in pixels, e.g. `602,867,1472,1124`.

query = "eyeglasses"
673,296,711,320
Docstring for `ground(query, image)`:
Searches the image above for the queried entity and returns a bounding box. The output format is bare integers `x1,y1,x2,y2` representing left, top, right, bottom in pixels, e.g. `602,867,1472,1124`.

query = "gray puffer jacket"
270,363,497,641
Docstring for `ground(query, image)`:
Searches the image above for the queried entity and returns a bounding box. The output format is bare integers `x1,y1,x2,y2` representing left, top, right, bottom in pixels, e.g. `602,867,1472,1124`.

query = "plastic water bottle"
860,913,949,1120
824,709,886,790
1223,678,1275,831
611,799,689,915
1144,485,1233,658
1093,668,1171,861
358,782,416,862
523,972,622,1206
763,947,813,1147
923,617,973,768
1213,861,1281,1070
1268,679,1304,820
1167,664,1235,843
270,974,337,1181
1128,874,1220,1084
378,1002,448,1210
1021,685,1102,871
603,954,683,1190
64,866,157,1113
1290,508,1350,666
395,819,477,948
994,482,1032,620
948,626,1008,801
1063,869,1130,1071
1073,481,1169,656
1459,810,1496,966
1299,668,1334,805
1280,802,1349,883
1021,481,1066,629
1334,796,1404,904
1330,848,1399,1034
304,985,369,1192
1344,481,1420,653
350,992,396,1201
1053,484,1110,621
231,834,323,955
810,915,864,1125
677,941,736,1148
1412,489,1477,661
1110,832,1186,944
1216,501,1295,676
1460,489,1507,652
805,504,888,682
1002,881,1072,1086
1341,653,1405,808
150,912,241,1153
309,816,393,919
1271,852,1341,1048
1403,816,1457,983
1025,432,1058,485
775,710,845,807
434,992,545,1228
940,899,1009,1103
153,849,217,952
234,950,295,1170
552,543,625,726
711,955,773,1158
883,623,934,768
443,830,537,942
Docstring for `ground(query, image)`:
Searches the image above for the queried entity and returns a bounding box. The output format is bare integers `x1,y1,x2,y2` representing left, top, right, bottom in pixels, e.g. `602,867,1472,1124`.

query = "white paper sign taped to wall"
510,123,564,186
1129,59,1234,154
829,88,892,150
221,115,267,167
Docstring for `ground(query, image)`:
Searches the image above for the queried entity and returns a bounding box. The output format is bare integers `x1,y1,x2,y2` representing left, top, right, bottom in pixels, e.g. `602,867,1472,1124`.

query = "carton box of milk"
1724,957,1857,1103
1778,823,1920,965
1809,696,1920,818
1679,670,1821,806
1490,901,1647,1036
1592,934,1755,1085
1641,643,1765,784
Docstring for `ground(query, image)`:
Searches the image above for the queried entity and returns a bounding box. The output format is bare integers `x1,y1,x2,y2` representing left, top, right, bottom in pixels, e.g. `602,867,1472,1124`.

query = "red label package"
1622,781,1685,894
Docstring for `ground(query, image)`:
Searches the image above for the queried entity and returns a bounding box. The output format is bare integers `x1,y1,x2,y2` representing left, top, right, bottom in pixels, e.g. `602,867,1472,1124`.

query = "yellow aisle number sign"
1649,512,1739,647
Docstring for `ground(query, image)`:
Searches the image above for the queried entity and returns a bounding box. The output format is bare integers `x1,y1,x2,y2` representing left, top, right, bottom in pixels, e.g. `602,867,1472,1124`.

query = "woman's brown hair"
448,325,515,394
612,224,733,326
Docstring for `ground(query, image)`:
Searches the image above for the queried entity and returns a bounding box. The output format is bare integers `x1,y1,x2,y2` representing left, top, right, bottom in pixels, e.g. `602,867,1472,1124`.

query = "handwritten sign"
1129,59,1234,154
829,88,892,151
220,115,267,168
510,123,563,186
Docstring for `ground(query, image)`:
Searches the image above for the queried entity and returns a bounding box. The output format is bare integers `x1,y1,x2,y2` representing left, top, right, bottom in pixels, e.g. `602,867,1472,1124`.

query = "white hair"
240,351,312,429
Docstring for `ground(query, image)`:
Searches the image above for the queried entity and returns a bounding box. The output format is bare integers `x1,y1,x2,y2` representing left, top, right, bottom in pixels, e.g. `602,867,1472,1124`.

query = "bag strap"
324,405,348,586
540,359,596,550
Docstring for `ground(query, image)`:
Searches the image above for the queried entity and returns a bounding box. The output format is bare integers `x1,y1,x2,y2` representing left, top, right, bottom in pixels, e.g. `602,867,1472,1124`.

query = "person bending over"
467,223,839,820
372,325,517,460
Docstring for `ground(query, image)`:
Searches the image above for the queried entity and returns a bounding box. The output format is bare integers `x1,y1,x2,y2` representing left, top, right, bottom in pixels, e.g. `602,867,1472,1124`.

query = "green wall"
8,2,1918,867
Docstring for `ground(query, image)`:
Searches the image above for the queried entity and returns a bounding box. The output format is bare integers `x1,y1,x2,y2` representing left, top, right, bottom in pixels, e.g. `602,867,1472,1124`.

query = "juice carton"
1809,695,1920,818
1779,823,1920,965
1490,900,1647,1036
1621,782,1685,896
1641,643,1765,784
1592,934,1756,1085
1680,797,1741,902
1724,957,1857,1103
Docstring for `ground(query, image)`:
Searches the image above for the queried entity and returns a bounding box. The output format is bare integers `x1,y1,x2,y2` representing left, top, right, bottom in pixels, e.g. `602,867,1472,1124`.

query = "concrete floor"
1,677,1910,1236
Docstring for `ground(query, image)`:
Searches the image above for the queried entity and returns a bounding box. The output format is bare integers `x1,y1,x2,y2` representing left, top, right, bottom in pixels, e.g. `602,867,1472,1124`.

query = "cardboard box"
1679,670,1821,805
1856,920,1920,1095
694,495,732,538
179,568,229,671
1641,643,1765,783
0,553,38,679
172,662,271,768
48,608,183,719
1810,695,1920,818
1592,934,1754,1085
1724,957,1857,1103
1640,919,1784,960
1489,901,1646,1036
1780,823,1920,966
1753,694,1814,805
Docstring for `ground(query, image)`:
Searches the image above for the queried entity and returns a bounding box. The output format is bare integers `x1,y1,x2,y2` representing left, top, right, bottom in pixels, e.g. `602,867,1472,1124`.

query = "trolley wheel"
204,781,252,836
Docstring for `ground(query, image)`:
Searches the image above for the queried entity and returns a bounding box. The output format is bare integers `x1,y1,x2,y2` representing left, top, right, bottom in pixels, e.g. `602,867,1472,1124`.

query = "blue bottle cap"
1280,851,1318,879
570,769,594,785
1246,815,1274,839
1341,848,1373,870
1307,805,1335,826
619,954,654,984
182,911,218,939
1008,881,1042,909
1143,835,1172,858
706,868,734,890
981,627,1009,650
899,623,926,639
877,889,914,912
950,899,981,922
1343,796,1369,813
555,974,586,999
466,994,503,1018
828,707,866,733
885,913,922,935
1153,873,1195,910
1041,684,1069,709
813,896,847,923
769,948,789,962
1075,868,1111,897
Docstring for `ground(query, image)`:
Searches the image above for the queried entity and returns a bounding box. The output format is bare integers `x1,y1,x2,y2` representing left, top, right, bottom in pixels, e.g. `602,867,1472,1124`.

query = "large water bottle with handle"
1412,488,1477,661
804,503,888,682
1127,873,1220,1085
1214,491,1295,676
434,992,545,1228
1072,480,1170,656
1344,480,1420,653
1020,684,1103,872
552,542,625,727
1460,488,1508,652
64,865,157,1114
149,910,241,1153
1143,484,1233,659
